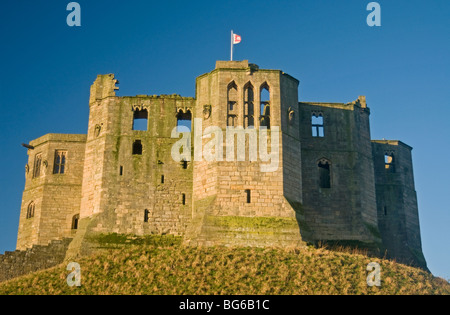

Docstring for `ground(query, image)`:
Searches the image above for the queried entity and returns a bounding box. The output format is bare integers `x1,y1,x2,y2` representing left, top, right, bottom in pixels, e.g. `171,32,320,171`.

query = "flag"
233,33,242,45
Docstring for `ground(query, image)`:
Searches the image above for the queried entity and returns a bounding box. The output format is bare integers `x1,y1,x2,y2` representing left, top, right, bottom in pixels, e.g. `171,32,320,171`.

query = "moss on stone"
206,216,299,230
364,222,382,239
88,233,182,248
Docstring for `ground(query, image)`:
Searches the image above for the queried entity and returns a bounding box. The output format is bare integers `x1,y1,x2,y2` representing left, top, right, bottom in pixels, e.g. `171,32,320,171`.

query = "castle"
16,60,427,268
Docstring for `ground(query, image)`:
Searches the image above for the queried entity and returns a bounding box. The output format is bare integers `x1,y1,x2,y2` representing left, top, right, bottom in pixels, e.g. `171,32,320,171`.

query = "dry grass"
0,238,448,295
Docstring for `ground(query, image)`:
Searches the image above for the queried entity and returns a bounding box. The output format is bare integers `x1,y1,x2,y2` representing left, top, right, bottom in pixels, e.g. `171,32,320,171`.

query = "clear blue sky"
0,0,449,281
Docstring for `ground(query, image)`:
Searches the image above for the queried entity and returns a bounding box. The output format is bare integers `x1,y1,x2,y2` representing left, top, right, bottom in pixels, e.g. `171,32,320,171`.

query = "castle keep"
16,61,427,268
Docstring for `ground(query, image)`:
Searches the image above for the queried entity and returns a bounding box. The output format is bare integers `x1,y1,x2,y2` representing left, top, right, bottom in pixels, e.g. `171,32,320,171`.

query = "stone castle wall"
14,61,426,269
0,238,72,283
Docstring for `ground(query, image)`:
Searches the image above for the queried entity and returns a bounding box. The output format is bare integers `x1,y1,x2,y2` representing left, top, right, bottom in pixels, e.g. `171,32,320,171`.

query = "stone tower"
67,74,196,257
298,97,382,251
372,140,426,267
17,134,86,250
185,61,305,247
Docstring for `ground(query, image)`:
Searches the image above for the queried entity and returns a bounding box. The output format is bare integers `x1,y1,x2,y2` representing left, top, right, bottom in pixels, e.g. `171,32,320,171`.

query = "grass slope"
0,235,448,295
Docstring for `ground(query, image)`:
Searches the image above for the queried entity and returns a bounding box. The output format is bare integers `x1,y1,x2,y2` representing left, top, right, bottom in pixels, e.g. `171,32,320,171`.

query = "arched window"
132,140,143,155
133,108,148,131
26,202,35,219
244,83,255,128
385,153,395,173
33,154,42,178
71,214,80,230
312,113,324,137
318,159,331,188
53,150,67,174
227,82,238,127
176,109,192,132
260,83,270,129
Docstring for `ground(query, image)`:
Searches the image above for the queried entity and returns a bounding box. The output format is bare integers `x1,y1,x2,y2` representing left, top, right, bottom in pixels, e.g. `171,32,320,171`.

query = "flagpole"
230,30,233,61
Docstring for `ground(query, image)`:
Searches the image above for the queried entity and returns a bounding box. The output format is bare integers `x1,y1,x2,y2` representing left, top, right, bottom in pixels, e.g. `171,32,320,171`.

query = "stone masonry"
15,60,427,269
0,238,72,283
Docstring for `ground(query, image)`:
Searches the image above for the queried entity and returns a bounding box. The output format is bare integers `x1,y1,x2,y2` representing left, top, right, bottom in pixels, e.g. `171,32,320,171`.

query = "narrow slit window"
133,108,148,131
33,154,42,178
133,140,143,155
119,166,123,176
260,84,270,129
72,214,80,230
182,160,188,169
26,202,35,219
144,209,150,223
312,114,324,138
318,159,331,188
182,193,186,205
53,151,67,174
161,175,165,184
245,189,251,203
244,84,255,129
227,82,238,127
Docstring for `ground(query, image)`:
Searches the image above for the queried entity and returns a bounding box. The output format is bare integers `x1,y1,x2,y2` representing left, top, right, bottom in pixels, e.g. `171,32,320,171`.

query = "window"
182,160,188,169
260,83,270,129
94,124,102,137
245,189,251,204
133,140,143,155
72,214,80,230
176,109,192,132
26,202,35,219
144,209,150,223
161,175,165,184
53,151,67,174
119,166,123,176
33,154,42,178
182,193,186,205
312,113,324,137
227,82,238,127
385,153,395,173
244,83,255,128
133,108,148,131
318,159,331,188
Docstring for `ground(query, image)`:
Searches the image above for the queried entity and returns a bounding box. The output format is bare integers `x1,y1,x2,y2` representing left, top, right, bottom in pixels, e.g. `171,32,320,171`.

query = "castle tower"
17,134,86,250
298,97,382,251
372,140,427,268
79,74,120,219
67,74,196,257
185,61,305,247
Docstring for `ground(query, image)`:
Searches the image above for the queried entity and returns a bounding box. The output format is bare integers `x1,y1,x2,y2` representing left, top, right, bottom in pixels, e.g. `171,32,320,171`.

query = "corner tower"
185,61,306,247
372,140,427,268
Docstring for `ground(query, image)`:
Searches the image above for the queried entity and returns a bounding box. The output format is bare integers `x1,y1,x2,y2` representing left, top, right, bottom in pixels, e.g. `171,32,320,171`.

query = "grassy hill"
0,234,448,295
